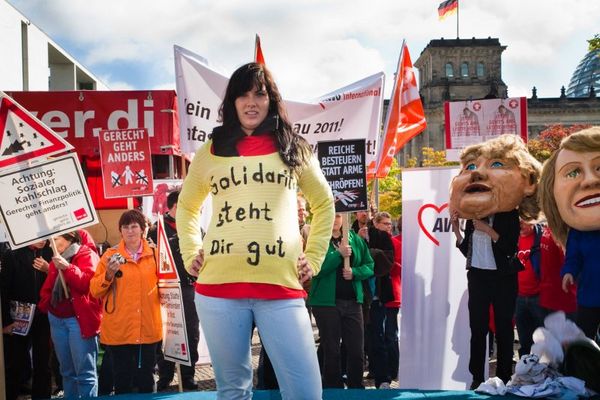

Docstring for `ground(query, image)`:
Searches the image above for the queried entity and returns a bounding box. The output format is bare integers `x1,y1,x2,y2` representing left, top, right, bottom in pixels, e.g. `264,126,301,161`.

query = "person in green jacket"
308,213,374,388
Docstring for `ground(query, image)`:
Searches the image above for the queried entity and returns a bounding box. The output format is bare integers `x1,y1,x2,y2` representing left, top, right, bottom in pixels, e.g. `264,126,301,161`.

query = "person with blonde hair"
539,127,600,339
450,134,541,389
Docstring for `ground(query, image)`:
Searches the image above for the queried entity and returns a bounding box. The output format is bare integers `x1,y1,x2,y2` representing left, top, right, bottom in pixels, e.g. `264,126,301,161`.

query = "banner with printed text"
0,153,98,248
99,128,153,198
399,167,474,390
317,139,367,213
174,46,384,176
444,97,527,161
6,90,179,157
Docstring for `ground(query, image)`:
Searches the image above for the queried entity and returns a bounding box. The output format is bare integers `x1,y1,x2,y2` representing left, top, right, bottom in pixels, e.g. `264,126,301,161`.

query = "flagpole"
456,0,460,39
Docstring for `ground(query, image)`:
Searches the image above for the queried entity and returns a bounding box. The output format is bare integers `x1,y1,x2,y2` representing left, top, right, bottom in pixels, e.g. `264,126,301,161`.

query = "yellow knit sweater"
177,141,334,291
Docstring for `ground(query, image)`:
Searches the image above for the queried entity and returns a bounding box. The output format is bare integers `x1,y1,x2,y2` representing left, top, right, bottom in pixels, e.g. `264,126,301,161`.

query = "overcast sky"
8,0,600,101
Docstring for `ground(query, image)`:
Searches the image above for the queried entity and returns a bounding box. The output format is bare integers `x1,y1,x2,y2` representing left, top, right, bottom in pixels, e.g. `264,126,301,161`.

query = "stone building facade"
398,37,600,165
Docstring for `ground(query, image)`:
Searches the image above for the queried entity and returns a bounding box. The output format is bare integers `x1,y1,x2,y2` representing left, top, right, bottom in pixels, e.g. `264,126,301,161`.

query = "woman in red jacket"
39,231,101,398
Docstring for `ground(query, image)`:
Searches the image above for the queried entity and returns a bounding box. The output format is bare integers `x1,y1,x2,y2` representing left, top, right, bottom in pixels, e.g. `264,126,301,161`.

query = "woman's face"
553,148,600,231
450,154,536,219
235,84,270,135
375,217,393,234
120,222,143,246
54,236,71,254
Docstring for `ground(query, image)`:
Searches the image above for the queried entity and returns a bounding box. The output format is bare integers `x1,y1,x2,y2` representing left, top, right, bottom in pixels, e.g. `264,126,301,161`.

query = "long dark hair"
217,62,311,172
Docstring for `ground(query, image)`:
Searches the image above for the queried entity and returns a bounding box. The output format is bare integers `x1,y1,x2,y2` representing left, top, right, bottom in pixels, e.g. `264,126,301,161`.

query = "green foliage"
527,124,591,162
589,34,600,52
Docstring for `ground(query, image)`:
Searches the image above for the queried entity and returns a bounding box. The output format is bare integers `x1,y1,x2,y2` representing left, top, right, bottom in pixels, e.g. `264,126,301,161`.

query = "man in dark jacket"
149,191,200,391
1,240,53,400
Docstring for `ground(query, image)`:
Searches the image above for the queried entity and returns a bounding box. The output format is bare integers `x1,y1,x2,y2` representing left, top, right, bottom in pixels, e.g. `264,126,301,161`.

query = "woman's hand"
52,255,70,270
562,273,574,293
189,249,204,277
337,244,352,258
2,323,16,335
105,257,121,281
32,257,49,273
297,253,313,284
342,266,353,281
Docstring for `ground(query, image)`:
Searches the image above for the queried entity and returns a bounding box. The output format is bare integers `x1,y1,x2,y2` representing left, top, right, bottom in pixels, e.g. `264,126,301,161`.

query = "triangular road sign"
0,91,73,168
156,214,180,282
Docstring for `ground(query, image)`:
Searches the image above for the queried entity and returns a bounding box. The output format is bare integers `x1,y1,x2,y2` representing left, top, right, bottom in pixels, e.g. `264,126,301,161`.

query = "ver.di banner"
6,90,179,157
174,46,384,176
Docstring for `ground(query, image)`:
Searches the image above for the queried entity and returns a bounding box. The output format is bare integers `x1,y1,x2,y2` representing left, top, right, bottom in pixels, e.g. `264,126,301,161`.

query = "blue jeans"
515,295,544,357
48,313,98,398
195,294,322,400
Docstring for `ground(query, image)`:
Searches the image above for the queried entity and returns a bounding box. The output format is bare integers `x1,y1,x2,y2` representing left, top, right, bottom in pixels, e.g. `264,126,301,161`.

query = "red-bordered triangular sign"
156,214,180,282
0,91,73,168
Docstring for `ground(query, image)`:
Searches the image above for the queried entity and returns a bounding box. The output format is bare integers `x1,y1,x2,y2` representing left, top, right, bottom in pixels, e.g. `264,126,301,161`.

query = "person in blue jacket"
540,127,600,340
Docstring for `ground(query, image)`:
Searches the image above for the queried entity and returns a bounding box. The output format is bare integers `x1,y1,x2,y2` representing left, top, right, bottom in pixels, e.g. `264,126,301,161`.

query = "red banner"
99,128,154,198
6,90,179,157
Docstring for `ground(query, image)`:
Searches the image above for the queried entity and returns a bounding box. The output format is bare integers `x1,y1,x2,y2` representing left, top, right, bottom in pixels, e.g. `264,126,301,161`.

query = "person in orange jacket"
90,209,162,394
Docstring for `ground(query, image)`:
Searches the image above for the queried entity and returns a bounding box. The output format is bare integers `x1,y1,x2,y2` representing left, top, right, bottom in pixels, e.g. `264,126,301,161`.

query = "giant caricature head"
539,126,600,247
450,134,541,220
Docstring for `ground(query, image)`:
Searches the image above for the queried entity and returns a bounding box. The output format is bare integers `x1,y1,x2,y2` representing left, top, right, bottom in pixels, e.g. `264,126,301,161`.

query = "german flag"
438,0,458,20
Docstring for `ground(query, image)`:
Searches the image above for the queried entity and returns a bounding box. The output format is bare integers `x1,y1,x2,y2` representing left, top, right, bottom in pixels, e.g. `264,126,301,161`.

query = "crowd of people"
1,60,598,399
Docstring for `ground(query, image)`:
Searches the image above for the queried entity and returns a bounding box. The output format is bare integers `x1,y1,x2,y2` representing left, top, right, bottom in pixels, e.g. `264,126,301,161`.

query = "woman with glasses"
90,209,161,394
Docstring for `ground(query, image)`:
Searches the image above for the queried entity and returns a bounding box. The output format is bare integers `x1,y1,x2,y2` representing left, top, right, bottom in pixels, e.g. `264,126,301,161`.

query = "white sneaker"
378,382,391,389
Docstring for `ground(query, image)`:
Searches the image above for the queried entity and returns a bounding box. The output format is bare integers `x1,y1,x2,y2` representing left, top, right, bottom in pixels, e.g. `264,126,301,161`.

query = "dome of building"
567,49,600,97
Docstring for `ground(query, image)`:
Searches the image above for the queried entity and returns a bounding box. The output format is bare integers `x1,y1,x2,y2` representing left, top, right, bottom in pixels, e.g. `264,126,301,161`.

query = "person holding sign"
38,231,101,398
1,240,53,400
148,191,200,391
177,62,335,399
449,134,541,390
89,210,162,394
308,213,374,388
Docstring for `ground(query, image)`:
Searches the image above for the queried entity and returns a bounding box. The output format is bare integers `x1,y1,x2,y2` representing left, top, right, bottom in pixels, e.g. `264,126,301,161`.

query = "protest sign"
317,139,368,213
0,91,72,169
0,153,97,248
155,214,179,283
159,285,191,366
445,97,527,160
98,128,153,198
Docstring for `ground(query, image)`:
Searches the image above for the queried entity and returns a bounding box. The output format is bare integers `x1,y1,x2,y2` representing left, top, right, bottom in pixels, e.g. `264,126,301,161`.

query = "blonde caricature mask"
450,134,540,220
540,127,600,246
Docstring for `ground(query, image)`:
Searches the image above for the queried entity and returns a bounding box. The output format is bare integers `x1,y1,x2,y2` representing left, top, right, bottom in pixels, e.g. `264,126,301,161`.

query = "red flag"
374,41,427,178
438,0,458,20
255,34,266,65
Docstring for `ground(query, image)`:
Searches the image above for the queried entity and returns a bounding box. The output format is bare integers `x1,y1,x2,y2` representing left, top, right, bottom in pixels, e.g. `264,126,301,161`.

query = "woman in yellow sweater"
178,62,334,399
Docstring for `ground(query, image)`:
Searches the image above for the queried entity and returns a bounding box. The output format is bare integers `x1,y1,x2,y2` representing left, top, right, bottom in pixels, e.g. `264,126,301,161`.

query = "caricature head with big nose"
450,134,541,221
539,127,600,247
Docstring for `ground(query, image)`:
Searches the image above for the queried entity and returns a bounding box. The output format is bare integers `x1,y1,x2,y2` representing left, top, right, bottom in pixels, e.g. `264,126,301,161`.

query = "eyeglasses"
121,224,141,231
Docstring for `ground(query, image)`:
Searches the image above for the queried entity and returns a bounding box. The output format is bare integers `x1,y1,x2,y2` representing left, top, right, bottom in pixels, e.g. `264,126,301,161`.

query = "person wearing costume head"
539,127,600,340
177,62,334,399
450,134,541,389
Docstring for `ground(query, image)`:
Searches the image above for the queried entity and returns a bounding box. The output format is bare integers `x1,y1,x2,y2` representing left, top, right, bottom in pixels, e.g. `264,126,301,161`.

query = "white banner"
174,46,384,176
399,167,473,390
0,153,98,248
